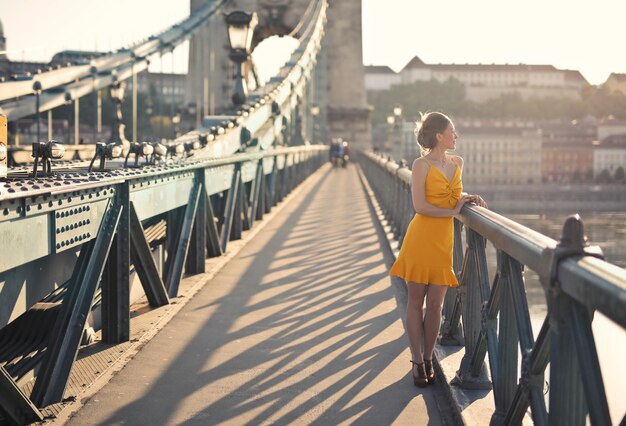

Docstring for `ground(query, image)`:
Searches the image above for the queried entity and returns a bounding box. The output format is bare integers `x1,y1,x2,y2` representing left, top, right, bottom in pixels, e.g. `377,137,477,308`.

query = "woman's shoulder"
412,156,430,170
449,155,464,168
411,157,430,178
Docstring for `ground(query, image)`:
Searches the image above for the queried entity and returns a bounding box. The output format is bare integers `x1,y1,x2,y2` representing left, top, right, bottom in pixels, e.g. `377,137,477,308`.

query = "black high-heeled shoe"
410,360,428,387
424,359,435,384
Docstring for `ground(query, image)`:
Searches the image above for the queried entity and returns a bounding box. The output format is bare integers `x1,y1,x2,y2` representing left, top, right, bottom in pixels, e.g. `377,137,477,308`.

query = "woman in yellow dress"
389,112,487,387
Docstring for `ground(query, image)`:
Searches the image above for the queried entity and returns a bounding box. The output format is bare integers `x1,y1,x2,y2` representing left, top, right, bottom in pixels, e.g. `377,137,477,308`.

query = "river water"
481,211,625,422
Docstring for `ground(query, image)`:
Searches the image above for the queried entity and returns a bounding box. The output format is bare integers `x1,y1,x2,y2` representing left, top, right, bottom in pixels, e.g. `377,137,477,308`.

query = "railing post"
391,171,399,239
547,215,604,425
268,156,278,207
102,182,130,343
491,254,519,424
186,169,207,274
451,228,492,389
441,219,465,345
220,165,241,253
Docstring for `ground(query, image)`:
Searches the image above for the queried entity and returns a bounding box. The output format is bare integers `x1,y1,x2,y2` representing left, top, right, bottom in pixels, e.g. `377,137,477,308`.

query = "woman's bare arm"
411,158,467,217
451,155,488,208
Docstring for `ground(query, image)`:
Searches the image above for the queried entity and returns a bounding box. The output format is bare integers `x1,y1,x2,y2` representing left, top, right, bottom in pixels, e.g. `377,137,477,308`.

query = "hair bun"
413,111,452,153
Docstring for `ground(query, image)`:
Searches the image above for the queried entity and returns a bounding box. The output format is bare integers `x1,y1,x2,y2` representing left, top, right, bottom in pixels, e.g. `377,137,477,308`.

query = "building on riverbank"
453,120,542,185
539,120,597,182
365,56,589,102
593,133,626,179
603,73,626,95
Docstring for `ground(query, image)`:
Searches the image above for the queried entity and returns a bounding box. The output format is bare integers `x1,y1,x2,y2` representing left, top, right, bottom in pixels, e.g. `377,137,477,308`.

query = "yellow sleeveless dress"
389,159,462,287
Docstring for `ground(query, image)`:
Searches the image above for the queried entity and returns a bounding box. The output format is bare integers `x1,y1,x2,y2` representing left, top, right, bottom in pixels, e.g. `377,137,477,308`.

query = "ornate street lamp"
225,11,258,106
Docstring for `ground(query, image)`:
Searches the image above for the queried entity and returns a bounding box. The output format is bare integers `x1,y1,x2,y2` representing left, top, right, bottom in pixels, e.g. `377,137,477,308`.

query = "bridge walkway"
65,164,446,425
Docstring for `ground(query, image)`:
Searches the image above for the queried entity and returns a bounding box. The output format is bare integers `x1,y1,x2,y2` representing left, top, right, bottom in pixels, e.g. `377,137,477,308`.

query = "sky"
2,0,626,85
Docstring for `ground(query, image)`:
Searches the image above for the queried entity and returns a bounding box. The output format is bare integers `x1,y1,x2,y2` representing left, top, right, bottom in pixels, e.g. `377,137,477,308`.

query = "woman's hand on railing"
467,194,488,209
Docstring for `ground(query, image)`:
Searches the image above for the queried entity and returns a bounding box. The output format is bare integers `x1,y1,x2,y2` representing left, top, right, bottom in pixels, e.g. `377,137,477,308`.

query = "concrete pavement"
65,164,446,425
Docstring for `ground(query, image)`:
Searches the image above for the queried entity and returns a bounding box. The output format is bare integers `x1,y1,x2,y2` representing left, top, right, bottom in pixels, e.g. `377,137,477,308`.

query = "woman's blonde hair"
414,111,452,154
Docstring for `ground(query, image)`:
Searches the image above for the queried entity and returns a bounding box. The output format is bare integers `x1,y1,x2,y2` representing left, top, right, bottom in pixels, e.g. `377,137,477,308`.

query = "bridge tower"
186,0,371,150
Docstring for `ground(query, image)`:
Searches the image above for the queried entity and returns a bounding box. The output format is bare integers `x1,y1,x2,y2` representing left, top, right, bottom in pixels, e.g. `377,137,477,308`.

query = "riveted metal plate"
0,199,22,222
53,199,109,253
25,185,116,217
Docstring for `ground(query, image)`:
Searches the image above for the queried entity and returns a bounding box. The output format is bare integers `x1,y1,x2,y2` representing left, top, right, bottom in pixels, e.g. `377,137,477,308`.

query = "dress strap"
423,157,432,166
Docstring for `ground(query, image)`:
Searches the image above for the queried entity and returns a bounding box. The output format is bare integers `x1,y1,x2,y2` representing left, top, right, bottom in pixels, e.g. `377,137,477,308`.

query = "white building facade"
364,65,401,91
594,149,626,177
593,134,626,178
365,56,589,102
453,123,542,186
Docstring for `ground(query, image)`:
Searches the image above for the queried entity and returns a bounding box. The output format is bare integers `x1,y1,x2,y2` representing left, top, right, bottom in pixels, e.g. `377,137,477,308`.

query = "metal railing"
359,152,626,426
0,145,327,424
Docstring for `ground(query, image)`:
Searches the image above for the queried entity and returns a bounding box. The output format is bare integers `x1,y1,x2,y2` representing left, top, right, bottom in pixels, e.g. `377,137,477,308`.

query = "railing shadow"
87,166,442,425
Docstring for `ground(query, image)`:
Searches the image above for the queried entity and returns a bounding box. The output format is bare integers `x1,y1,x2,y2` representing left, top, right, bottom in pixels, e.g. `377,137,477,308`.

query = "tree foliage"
367,79,626,125
597,169,612,183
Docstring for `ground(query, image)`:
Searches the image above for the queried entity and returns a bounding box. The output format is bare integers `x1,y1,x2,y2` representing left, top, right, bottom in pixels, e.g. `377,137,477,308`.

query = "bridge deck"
65,164,445,425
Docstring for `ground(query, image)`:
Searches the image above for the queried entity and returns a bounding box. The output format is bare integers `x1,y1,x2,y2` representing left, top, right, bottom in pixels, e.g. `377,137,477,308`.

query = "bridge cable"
286,0,318,39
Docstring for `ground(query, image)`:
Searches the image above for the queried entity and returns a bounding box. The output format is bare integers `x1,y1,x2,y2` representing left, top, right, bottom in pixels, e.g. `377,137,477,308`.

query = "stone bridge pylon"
187,0,372,150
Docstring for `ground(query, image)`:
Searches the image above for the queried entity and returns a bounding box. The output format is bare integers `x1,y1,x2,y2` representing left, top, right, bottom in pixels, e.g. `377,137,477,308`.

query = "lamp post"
310,104,320,143
33,81,42,142
64,92,72,144
172,111,181,138
225,11,258,106
91,66,98,144
109,79,126,144
145,101,154,141
187,103,197,130
386,114,394,153
394,105,403,160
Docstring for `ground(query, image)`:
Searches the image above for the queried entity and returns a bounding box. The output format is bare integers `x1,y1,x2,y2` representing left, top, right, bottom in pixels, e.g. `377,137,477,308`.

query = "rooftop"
364,65,396,74
607,73,626,82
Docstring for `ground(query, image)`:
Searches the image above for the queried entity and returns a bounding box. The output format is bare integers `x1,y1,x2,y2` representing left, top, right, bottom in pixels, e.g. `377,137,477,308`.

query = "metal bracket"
520,349,545,391
481,301,497,331
549,214,604,289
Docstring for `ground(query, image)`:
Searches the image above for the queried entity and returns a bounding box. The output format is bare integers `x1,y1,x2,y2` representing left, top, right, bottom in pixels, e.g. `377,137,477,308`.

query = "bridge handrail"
359,151,626,425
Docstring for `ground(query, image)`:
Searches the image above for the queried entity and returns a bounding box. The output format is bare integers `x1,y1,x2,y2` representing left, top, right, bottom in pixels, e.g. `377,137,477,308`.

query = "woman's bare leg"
423,285,448,360
406,282,428,365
